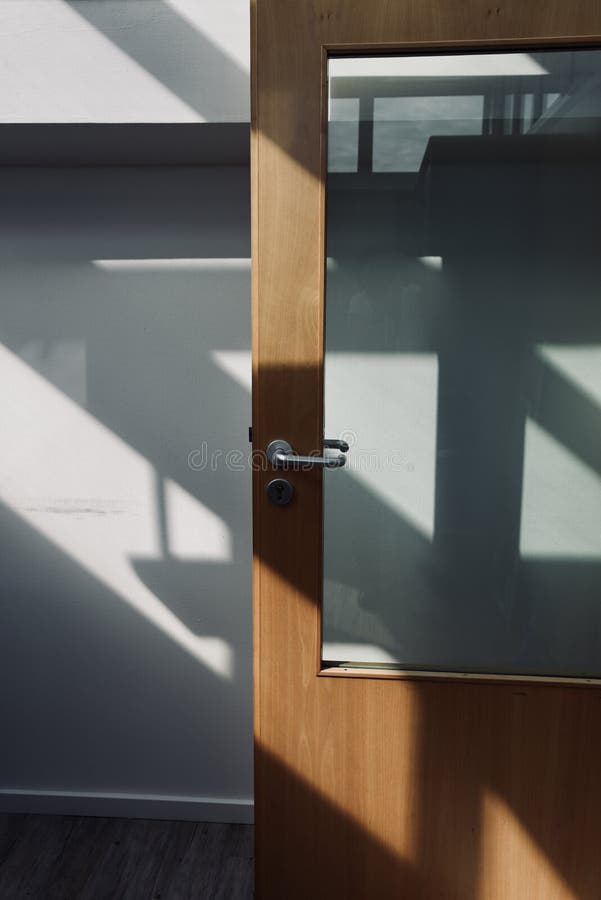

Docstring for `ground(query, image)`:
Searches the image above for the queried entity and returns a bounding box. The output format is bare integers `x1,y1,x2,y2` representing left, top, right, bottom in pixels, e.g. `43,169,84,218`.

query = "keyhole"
267,478,294,506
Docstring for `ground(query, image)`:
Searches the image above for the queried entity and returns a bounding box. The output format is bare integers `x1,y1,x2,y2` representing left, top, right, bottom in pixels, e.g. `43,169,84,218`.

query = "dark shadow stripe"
0,124,250,167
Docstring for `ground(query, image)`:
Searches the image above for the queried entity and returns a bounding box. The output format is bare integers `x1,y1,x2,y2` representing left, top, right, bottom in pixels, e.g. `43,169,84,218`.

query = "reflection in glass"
373,95,484,172
322,49,601,677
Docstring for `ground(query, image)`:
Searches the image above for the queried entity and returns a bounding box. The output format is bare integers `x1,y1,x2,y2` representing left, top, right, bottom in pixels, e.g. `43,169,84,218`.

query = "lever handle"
267,439,346,470
323,437,350,453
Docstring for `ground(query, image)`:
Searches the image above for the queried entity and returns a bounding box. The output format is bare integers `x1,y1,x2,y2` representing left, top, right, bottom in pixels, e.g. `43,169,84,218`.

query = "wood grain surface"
252,1,601,898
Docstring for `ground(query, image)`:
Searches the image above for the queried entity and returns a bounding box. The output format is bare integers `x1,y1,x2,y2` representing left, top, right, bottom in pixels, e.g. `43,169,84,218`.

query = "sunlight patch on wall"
164,478,231,561
0,342,233,678
210,350,252,392
0,0,204,122
19,339,87,406
92,258,250,273
520,417,601,559
164,0,250,72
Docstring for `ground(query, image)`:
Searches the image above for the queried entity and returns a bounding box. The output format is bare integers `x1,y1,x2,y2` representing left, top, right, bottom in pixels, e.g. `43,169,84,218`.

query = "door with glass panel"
252,3,601,897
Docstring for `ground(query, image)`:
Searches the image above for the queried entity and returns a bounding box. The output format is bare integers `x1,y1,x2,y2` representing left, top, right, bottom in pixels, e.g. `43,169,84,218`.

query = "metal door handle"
267,439,346,469
323,437,350,452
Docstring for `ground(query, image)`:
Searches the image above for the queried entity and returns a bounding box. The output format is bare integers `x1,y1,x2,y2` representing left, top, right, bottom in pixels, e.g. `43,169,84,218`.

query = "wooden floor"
0,814,254,899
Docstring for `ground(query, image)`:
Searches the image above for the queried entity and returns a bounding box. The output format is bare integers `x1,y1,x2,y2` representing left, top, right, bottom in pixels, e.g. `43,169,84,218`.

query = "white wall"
0,2,253,823
0,0,250,123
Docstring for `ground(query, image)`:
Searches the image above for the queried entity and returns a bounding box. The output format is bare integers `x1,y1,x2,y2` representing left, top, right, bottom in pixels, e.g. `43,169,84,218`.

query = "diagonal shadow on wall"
64,0,249,122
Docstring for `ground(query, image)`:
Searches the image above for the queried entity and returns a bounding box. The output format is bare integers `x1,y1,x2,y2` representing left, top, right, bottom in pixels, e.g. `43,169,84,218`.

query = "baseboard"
0,789,254,824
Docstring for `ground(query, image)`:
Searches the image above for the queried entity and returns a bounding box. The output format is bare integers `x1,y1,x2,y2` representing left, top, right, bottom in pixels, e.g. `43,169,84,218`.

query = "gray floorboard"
0,814,254,900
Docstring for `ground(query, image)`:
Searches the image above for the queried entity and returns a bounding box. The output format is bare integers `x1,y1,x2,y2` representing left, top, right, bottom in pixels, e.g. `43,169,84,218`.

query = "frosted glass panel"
322,49,601,677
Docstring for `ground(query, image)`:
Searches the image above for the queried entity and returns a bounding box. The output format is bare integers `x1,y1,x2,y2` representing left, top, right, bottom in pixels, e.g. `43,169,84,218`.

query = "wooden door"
251,3,601,897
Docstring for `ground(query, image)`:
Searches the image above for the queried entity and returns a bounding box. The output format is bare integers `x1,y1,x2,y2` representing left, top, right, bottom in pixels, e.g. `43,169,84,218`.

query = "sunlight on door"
478,791,575,898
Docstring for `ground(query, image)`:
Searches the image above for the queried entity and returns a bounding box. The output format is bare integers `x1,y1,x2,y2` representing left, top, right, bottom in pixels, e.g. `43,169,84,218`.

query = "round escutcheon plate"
266,478,294,506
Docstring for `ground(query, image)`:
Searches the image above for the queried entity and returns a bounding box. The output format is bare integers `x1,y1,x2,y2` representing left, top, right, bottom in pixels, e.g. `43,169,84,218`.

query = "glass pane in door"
322,49,601,677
